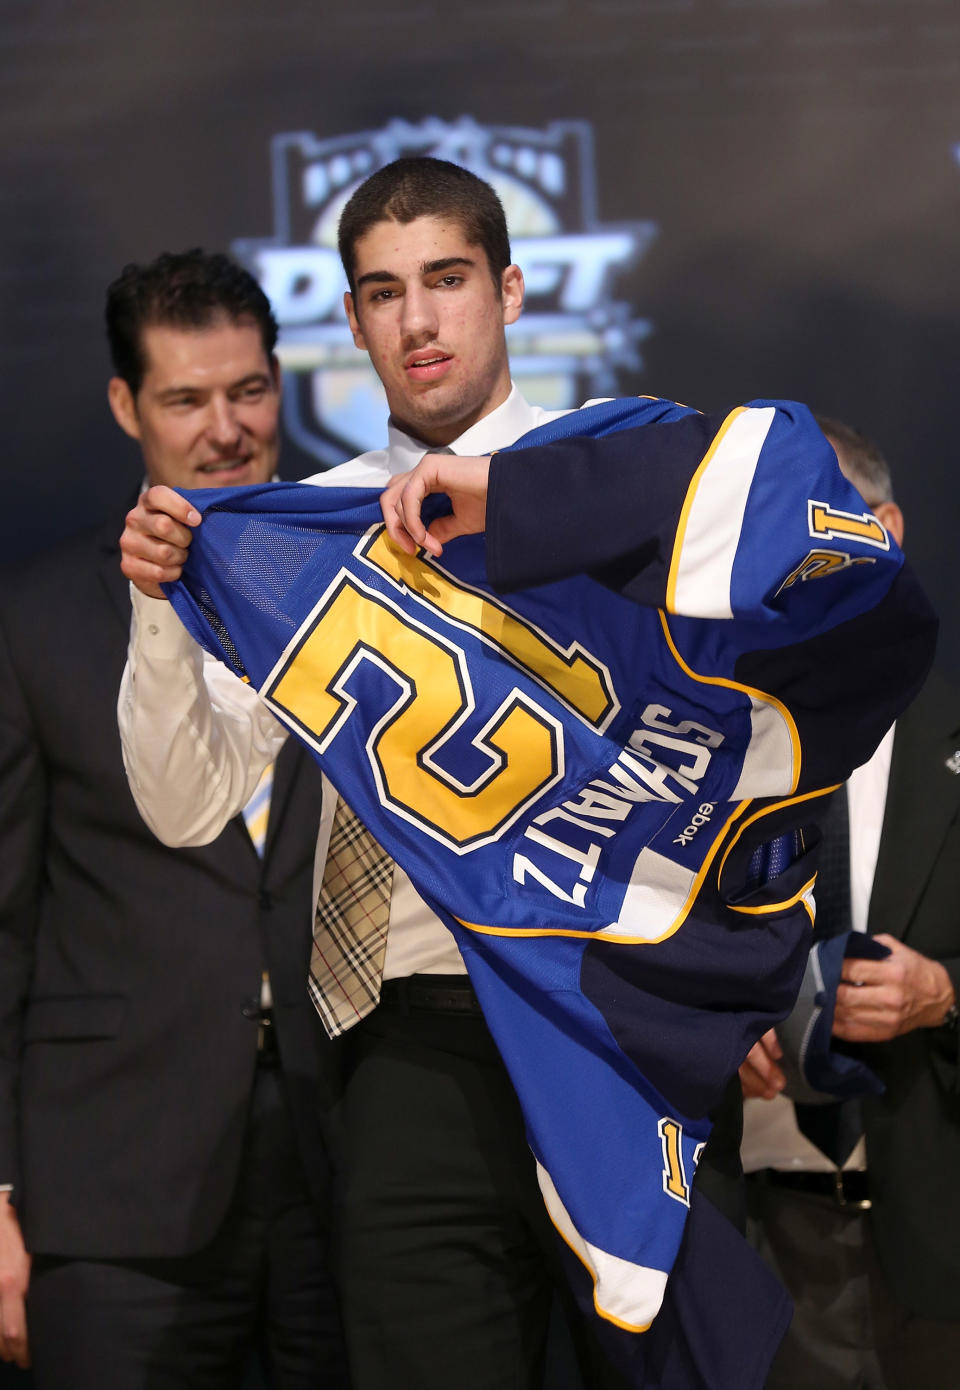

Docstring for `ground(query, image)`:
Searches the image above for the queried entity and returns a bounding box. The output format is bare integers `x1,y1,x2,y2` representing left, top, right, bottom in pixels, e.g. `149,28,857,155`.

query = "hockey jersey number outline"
264,567,567,852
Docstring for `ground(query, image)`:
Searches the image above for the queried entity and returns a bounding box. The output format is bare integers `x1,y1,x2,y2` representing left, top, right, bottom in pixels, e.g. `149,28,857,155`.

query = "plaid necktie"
309,796,393,1038
242,762,273,857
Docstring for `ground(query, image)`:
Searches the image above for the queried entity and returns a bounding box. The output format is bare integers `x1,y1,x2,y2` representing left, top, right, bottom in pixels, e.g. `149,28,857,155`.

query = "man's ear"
873,500,905,549
269,353,283,403
107,377,141,441
501,265,524,326
344,291,366,350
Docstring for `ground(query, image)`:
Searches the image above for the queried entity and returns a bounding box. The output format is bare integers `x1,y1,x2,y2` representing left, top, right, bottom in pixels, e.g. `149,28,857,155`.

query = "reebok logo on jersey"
673,803,717,847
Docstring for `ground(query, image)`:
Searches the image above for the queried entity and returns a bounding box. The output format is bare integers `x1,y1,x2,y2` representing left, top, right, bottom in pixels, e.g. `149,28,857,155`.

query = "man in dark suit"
738,420,960,1389
0,251,346,1388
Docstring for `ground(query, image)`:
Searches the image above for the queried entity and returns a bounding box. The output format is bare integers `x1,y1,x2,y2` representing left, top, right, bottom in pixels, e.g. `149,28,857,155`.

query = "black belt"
379,974,484,1017
748,1166,871,1210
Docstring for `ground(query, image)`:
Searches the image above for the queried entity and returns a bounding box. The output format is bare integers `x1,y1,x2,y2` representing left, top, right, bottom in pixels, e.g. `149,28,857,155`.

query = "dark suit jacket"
0,511,332,1259
861,670,960,1318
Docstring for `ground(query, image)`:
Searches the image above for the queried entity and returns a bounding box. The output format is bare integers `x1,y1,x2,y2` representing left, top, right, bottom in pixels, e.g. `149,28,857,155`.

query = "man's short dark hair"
815,415,894,505
105,249,278,395
337,157,512,295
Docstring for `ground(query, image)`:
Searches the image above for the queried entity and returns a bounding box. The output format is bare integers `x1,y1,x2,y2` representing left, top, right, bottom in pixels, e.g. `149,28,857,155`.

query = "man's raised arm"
118,487,287,847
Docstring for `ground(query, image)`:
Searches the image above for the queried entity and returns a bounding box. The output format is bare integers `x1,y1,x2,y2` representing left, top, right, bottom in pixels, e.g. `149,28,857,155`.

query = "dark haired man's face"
107,318,280,489
344,216,523,446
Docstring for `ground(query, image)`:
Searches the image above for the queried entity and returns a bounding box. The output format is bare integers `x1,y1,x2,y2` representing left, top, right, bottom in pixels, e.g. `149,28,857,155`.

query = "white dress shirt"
741,725,896,1173
118,385,568,979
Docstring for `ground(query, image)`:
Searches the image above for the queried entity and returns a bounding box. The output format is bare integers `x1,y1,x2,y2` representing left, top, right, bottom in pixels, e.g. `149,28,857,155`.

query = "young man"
119,162,615,1390
116,164,935,1390
0,251,345,1389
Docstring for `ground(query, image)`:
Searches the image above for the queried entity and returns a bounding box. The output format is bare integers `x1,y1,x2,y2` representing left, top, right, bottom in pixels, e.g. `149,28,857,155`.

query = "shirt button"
148,623,159,636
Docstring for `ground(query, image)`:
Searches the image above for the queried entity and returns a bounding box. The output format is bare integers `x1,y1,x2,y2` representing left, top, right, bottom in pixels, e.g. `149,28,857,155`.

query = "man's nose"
206,395,242,447
400,284,439,342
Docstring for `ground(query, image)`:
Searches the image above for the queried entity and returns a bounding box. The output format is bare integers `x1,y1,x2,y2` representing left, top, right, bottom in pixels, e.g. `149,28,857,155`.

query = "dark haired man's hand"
119,486,202,598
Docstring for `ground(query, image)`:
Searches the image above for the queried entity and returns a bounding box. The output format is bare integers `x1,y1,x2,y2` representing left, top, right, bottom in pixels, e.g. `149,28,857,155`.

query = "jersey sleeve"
486,397,937,792
489,398,892,626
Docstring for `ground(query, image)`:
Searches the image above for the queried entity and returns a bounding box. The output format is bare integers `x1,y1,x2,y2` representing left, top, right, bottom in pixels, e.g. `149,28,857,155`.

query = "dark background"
0,7,956,1384
2,0,957,667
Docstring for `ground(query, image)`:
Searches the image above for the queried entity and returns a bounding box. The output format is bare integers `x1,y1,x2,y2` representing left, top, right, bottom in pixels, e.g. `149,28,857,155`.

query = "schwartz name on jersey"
167,397,936,1389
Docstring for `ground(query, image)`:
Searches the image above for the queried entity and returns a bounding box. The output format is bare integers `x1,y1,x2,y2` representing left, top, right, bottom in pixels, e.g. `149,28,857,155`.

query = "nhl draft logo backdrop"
233,117,658,467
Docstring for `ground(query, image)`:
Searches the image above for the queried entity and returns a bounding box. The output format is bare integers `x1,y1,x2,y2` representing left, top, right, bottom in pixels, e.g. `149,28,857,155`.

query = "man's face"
107,316,280,489
344,215,524,447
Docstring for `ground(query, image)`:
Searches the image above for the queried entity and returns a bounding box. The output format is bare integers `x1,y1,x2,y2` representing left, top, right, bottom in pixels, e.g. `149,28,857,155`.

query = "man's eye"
370,288,397,303
436,275,463,288
237,385,266,401
168,396,198,409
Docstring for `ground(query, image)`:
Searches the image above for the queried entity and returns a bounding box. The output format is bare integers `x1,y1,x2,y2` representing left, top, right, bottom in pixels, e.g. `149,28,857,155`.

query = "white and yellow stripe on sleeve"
667,406,776,619
537,1163,666,1332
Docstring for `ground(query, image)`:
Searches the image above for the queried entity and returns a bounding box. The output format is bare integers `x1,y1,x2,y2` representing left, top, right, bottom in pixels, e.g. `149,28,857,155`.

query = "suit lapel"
869,672,960,940
95,509,137,634
262,738,319,868
263,739,294,845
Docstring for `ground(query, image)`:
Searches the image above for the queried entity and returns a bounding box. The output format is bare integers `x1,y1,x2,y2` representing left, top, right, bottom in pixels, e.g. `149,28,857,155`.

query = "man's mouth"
197,457,251,476
404,352,453,382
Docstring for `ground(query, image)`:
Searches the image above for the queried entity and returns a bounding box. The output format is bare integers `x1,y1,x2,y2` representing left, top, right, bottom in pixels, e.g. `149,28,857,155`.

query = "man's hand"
833,934,956,1042
119,486,202,599
0,1193,30,1369
739,1028,787,1100
380,454,491,558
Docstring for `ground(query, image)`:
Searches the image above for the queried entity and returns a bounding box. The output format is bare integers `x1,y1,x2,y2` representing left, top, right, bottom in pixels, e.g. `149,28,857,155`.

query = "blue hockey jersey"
166,397,935,1388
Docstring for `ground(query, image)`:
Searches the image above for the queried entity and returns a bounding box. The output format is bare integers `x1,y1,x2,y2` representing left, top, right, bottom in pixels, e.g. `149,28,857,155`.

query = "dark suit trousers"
747,1178,960,1390
333,994,631,1390
25,1064,348,1390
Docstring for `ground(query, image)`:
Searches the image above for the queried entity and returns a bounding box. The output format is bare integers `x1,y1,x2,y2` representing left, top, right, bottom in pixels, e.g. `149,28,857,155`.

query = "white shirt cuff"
129,586,198,661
